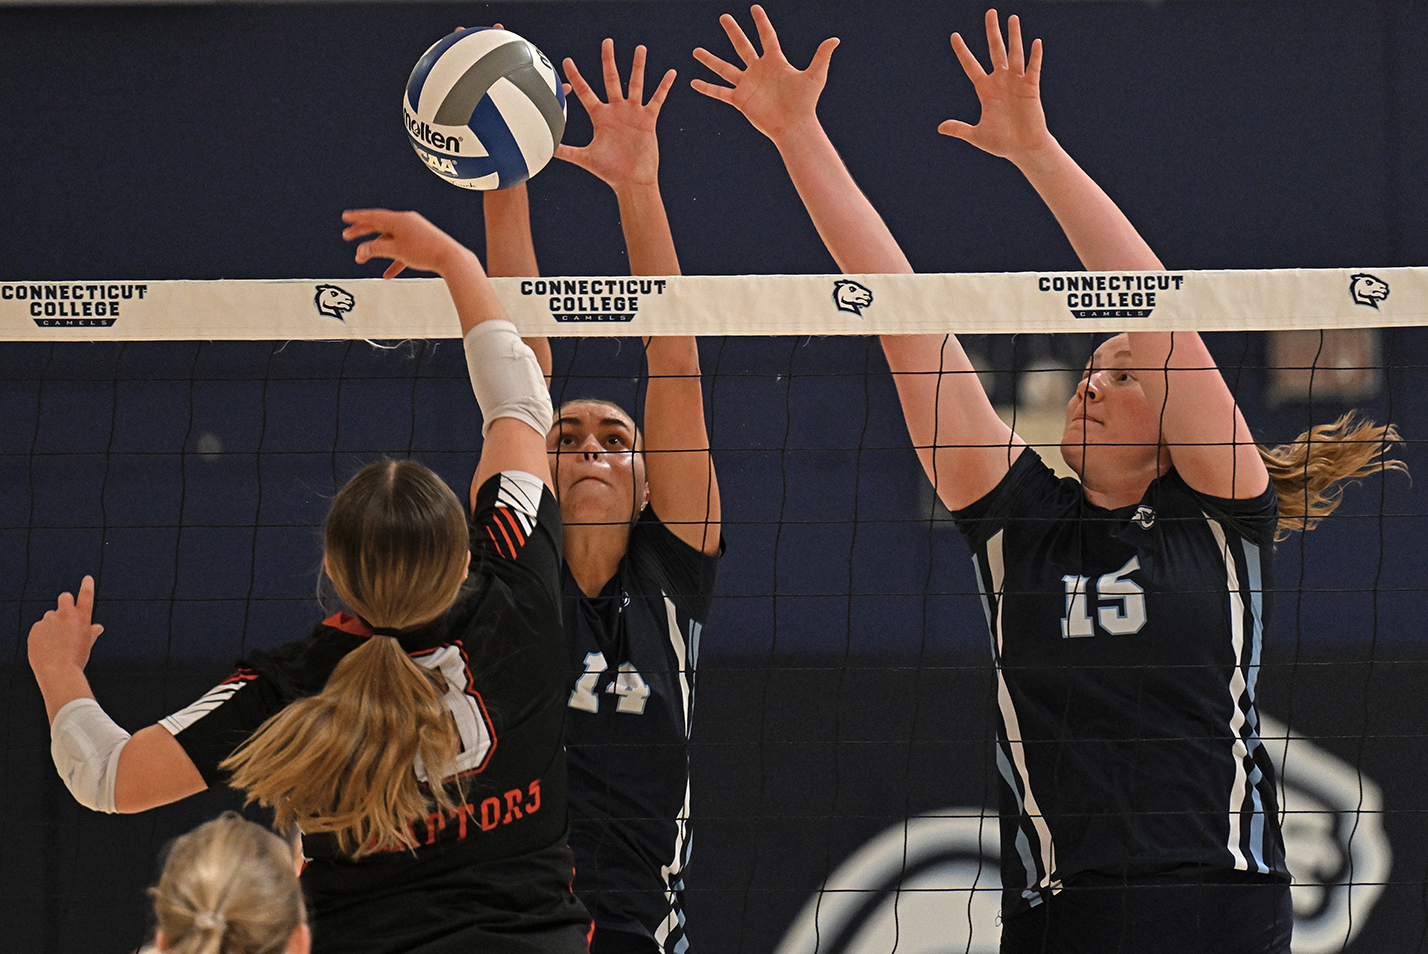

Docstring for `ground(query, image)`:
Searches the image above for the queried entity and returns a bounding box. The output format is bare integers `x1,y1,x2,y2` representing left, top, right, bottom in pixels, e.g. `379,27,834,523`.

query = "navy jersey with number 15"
951,451,1290,919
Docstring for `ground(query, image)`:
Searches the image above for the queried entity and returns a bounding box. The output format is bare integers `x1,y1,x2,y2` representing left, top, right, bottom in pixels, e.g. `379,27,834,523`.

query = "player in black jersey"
478,39,722,954
696,8,1403,953
28,211,592,954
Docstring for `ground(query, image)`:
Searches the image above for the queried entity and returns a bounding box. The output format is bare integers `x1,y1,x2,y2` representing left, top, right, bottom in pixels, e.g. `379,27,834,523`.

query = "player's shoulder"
954,450,1075,529
1154,468,1278,544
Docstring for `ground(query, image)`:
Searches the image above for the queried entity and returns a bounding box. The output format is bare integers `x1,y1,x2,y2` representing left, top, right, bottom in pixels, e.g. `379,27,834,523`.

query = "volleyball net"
4,267,1426,340
3,270,1425,954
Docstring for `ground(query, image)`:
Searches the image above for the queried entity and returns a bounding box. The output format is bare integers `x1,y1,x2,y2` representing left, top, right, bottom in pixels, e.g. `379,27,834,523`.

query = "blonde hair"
1259,412,1408,540
150,812,305,954
221,460,470,857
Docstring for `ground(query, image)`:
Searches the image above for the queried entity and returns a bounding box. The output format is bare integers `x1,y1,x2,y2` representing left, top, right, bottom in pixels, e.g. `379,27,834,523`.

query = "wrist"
1006,134,1068,178
769,112,826,153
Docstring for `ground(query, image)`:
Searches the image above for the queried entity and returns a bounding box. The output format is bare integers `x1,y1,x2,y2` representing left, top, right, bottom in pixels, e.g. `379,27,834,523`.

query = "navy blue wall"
2,3,1427,953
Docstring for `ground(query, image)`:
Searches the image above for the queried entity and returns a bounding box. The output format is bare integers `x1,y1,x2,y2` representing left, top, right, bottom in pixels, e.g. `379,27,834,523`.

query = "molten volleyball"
403,28,566,191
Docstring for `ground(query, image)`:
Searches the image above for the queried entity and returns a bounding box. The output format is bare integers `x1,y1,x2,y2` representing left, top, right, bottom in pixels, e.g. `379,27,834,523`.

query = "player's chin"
1058,440,1088,478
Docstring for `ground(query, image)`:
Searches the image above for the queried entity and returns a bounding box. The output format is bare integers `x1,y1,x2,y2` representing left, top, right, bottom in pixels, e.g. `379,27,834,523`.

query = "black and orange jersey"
164,471,590,954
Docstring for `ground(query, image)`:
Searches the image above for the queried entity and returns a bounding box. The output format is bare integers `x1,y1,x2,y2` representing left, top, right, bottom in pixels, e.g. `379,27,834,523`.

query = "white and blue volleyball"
404,28,566,190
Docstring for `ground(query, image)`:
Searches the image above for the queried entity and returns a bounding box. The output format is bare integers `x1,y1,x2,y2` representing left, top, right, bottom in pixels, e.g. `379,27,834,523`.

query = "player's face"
546,401,648,529
1060,334,1170,484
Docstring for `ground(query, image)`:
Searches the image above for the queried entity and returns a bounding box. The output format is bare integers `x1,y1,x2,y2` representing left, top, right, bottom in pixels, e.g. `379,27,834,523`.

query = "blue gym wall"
2,2,1426,952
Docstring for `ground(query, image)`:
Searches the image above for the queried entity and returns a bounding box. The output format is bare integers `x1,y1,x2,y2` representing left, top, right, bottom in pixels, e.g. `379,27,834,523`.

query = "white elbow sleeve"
463,320,553,439
50,698,130,813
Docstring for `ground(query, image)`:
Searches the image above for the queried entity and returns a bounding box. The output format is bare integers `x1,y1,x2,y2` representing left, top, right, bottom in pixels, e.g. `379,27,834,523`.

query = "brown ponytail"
150,812,305,954
221,460,470,857
1259,412,1408,540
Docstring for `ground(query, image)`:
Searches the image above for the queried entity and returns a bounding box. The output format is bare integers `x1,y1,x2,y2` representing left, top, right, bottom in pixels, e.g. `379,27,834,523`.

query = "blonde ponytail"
150,812,304,954
221,460,470,857
1259,412,1408,540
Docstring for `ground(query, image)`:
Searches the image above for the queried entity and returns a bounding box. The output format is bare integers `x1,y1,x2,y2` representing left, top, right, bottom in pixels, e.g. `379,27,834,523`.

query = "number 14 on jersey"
568,651,652,714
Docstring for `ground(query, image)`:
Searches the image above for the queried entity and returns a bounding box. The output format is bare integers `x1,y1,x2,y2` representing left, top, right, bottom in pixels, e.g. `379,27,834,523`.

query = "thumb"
937,119,975,140
808,37,840,84
554,143,589,170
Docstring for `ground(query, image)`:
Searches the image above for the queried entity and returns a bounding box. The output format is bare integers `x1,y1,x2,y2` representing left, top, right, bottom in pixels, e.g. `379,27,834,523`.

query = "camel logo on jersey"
1132,505,1156,530
833,280,873,316
314,285,355,320
1350,273,1390,309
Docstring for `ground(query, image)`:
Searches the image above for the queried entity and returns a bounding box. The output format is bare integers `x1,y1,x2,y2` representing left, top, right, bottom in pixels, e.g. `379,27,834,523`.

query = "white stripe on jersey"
495,470,544,534
657,773,693,951
1207,515,1268,873
659,593,696,949
159,678,251,736
666,597,691,738
986,531,1059,895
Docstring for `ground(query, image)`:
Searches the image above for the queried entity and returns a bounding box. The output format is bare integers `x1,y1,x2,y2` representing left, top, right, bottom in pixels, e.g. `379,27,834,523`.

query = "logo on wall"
1038,273,1186,320
314,285,355,320
1349,274,1389,309
773,713,1391,954
833,280,873,316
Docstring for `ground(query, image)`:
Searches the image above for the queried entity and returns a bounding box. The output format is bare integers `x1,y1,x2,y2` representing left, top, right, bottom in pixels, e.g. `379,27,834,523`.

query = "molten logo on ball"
403,28,566,191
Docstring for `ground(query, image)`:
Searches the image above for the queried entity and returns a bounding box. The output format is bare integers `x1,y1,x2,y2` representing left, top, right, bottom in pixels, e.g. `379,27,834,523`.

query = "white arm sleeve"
50,698,130,813
462,319,553,439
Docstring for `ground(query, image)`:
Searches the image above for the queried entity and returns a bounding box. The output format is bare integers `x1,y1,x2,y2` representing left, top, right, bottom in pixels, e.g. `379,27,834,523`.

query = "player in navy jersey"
478,39,722,954
696,7,1403,953
28,210,592,954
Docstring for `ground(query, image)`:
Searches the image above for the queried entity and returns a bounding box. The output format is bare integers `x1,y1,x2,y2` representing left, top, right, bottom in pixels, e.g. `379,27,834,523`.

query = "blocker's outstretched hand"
691,4,839,144
938,10,1053,162
558,39,675,191
342,208,469,279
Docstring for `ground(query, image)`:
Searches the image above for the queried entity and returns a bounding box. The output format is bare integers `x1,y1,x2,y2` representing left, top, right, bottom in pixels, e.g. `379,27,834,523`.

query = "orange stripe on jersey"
488,510,518,557
484,525,510,559
496,506,527,547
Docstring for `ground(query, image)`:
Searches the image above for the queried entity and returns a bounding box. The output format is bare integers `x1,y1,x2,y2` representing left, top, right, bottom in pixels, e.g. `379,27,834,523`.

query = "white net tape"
4,267,1424,340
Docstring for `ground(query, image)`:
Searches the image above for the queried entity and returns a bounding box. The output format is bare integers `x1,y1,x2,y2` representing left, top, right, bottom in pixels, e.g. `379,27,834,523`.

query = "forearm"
34,664,96,724
484,184,538,278
614,181,680,276
1010,138,1162,272
481,185,550,377
772,116,913,275
437,246,510,337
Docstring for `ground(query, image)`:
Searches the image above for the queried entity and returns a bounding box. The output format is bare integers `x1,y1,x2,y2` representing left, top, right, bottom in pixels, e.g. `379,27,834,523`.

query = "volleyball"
403,28,566,191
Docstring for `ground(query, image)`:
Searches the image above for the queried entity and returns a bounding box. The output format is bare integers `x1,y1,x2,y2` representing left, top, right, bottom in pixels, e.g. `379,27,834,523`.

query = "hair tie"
193,911,227,933
356,615,402,638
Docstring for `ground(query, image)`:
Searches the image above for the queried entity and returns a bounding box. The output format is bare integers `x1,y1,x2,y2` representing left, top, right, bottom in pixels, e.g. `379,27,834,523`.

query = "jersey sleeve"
627,505,722,622
470,469,563,609
161,667,285,785
1178,474,1279,546
161,626,361,786
950,449,1066,549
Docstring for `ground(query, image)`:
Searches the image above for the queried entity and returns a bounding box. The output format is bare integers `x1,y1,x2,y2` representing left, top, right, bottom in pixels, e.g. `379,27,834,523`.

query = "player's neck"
563,523,630,597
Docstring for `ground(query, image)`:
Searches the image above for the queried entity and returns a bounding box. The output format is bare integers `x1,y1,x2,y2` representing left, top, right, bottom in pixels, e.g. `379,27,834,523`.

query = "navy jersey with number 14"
563,506,721,953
